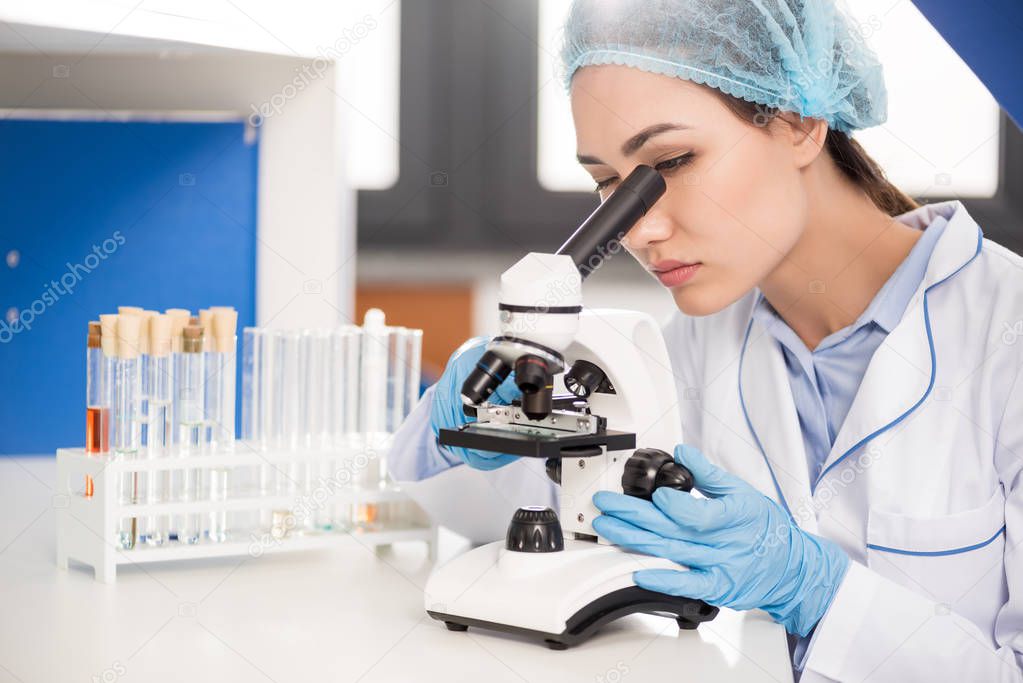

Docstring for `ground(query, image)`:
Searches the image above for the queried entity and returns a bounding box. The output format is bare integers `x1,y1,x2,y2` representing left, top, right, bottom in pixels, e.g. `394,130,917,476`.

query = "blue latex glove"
429,336,522,471
592,444,850,637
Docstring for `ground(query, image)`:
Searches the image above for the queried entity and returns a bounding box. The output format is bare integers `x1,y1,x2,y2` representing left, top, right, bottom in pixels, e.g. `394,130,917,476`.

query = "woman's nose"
623,210,674,251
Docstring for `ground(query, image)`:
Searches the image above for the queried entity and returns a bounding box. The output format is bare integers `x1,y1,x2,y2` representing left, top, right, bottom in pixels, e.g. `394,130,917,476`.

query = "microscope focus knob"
544,458,561,485
622,448,695,501
506,506,565,553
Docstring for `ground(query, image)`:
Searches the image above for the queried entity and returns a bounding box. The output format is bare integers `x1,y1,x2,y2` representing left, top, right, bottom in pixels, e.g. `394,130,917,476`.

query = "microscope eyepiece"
556,165,666,280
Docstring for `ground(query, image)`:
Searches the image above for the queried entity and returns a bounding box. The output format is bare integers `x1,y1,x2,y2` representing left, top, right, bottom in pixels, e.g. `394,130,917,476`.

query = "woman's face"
571,65,812,316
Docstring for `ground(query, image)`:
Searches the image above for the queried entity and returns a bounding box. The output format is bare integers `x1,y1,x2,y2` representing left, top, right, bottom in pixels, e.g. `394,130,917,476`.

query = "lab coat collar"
870,209,949,334
817,200,984,488
737,201,983,516
897,200,980,287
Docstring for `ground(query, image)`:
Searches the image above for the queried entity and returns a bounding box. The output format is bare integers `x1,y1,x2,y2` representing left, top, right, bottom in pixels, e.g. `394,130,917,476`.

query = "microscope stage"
438,424,635,459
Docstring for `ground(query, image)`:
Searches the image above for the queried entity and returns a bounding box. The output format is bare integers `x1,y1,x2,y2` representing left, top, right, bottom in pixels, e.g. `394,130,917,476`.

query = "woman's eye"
592,154,694,194
655,153,694,173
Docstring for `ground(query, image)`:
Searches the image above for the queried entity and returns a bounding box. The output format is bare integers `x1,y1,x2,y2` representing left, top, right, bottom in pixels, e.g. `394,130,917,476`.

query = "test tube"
360,311,387,440
116,310,144,440
354,310,389,530
206,467,229,543
119,308,151,537
86,321,109,453
342,326,363,438
360,309,388,469
278,330,302,492
240,327,264,536
138,311,159,541
257,328,285,532
331,325,362,531
241,327,263,445
386,327,409,435
303,329,331,531
197,310,216,542
176,325,205,544
406,329,423,416
325,329,350,529
384,327,423,529
328,329,343,449
178,324,205,452
211,307,238,450
199,309,215,449
244,327,277,505
206,308,238,542
165,310,191,449
265,329,298,533
302,329,330,450
120,308,152,452
113,314,142,550
142,314,172,546
261,329,282,496
164,309,190,543
85,321,108,497
148,315,173,454
97,315,119,498
376,326,407,529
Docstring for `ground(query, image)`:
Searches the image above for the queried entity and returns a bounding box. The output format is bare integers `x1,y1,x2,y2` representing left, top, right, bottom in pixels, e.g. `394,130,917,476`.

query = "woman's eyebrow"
576,122,692,165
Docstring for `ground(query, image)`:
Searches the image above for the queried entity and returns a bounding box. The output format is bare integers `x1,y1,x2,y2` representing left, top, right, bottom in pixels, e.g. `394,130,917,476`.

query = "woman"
389,0,1022,679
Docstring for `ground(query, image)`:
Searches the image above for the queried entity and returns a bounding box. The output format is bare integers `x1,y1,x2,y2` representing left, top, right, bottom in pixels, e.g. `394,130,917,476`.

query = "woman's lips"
649,260,702,288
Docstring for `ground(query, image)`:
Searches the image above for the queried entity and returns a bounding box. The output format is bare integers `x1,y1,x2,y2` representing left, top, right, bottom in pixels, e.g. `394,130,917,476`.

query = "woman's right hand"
429,336,522,470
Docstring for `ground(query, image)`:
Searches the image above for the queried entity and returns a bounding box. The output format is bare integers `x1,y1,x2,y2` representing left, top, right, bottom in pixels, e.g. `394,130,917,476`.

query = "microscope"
425,165,718,649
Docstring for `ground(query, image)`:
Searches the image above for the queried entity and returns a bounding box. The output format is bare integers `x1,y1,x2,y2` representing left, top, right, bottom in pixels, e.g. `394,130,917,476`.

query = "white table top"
0,456,794,683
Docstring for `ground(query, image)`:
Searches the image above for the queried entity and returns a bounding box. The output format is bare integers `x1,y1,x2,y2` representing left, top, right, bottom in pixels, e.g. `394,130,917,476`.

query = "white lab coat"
389,200,1023,681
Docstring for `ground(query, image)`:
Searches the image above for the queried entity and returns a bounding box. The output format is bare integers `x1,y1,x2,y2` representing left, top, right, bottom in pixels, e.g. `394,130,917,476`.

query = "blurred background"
1,0,1020,454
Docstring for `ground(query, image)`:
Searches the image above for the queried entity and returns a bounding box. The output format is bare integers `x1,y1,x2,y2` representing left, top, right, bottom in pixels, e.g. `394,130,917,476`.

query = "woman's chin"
670,284,732,317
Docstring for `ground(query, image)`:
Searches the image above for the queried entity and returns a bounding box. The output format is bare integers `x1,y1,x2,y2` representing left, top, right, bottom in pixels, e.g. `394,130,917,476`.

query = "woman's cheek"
714,148,804,259
667,155,797,313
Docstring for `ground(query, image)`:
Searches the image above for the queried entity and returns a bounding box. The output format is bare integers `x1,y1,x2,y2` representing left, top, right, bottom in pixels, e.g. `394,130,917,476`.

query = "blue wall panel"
912,0,1023,129
0,119,258,454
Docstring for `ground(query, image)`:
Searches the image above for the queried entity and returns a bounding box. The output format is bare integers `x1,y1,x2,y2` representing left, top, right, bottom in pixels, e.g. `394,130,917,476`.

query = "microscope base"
424,539,717,649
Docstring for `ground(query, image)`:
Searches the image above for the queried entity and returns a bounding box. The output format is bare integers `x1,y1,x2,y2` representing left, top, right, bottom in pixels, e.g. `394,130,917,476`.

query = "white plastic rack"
56,440,436,582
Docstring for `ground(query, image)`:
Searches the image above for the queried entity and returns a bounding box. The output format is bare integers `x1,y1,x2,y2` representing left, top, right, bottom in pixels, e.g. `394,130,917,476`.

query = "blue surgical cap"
558,0,887,133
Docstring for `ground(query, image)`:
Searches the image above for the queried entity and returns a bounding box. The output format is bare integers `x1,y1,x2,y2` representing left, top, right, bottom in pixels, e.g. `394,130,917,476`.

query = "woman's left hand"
592,444,850,637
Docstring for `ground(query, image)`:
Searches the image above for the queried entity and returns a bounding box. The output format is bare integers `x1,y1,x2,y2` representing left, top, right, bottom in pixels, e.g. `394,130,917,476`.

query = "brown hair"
711,92,920,217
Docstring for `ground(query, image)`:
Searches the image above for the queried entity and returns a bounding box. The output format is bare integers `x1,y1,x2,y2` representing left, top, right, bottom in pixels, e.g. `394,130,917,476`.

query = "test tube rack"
55,440,437,583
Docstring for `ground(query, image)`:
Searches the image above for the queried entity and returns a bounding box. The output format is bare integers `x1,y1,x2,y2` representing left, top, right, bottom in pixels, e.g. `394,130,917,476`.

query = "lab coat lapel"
821,293,932,482
737,311,814,524
819,202,984,487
